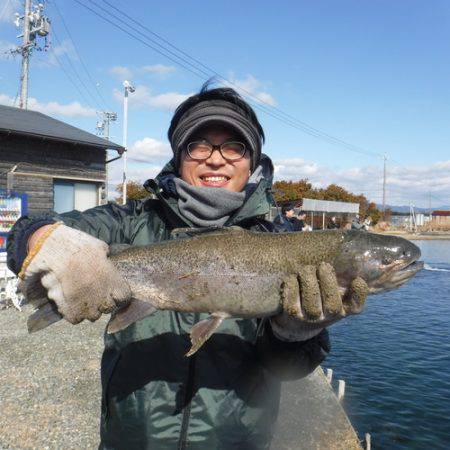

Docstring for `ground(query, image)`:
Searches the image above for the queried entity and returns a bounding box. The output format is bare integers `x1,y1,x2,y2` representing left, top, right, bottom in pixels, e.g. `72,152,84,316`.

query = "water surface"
326,240,450,449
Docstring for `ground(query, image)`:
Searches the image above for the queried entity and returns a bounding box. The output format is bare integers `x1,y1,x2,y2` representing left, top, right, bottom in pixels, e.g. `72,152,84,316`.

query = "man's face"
285,209,295,218
179,125,251,193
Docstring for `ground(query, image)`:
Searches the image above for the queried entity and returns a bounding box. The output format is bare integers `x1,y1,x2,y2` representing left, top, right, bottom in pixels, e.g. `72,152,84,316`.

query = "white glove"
270,263,368,341
18,223,131,324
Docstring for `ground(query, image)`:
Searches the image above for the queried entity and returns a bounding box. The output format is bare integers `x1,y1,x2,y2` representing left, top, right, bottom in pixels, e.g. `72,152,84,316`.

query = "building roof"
432,210,450,216
0,104,124,153
278,198,359,213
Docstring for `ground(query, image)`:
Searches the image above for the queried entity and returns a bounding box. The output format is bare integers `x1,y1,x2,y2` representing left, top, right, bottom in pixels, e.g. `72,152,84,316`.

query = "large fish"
27,228,423,355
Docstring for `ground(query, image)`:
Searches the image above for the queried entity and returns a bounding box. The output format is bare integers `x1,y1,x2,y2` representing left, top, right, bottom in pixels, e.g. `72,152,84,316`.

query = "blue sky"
1,0,449,207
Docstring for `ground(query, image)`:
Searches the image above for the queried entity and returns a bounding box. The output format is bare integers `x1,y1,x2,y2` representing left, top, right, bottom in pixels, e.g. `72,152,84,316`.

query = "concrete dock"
272,368,362,449
0,307,361,449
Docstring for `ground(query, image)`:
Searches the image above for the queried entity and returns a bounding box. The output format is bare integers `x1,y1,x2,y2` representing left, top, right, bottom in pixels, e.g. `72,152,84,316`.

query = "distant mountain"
376,204,450,214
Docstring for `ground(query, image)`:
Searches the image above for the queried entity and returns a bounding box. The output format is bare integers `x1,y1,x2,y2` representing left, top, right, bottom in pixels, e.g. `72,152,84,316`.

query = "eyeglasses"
186,140,246,161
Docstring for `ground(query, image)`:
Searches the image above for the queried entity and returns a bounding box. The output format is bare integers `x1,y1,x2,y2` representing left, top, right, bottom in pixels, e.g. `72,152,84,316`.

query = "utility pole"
19,0,31,109
97,111,117,141
429,191,432,220
382,154,387,220
122,80,135,205
12,1,51,109
96,112,118,202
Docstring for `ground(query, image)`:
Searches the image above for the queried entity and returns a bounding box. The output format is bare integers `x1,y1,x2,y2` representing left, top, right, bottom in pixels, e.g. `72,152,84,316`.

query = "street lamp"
122,80,135,205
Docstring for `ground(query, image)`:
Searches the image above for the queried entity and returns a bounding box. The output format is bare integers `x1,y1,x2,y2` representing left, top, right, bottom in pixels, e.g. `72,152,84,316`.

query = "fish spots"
182,281,209,302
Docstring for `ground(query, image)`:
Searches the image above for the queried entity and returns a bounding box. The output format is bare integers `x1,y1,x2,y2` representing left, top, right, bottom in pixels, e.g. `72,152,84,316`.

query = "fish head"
333,231,423,294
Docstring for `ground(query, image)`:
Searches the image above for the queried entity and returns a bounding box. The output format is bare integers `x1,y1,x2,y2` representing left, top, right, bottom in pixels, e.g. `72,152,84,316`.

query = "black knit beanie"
168,99,263,172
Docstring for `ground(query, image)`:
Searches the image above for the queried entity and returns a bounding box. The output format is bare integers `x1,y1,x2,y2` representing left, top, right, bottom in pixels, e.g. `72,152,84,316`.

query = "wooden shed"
0,104,124,215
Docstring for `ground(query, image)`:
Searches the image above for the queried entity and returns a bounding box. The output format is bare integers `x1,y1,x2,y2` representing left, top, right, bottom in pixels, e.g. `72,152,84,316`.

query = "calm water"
326,240,450,450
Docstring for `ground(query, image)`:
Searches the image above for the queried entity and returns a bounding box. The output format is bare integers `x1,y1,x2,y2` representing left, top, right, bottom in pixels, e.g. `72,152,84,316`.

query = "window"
53,180,98,214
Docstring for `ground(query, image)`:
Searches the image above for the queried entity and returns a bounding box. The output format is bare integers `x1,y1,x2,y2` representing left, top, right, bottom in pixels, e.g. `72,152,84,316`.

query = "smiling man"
7,84,364,450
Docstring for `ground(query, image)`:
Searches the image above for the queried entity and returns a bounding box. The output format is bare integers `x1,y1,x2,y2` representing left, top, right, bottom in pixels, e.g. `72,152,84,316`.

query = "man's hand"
18,223,131,324
271,262,368,341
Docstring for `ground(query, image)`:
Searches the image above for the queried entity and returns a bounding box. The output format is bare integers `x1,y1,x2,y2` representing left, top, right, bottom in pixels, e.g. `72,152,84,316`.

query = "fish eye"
382,257,393,265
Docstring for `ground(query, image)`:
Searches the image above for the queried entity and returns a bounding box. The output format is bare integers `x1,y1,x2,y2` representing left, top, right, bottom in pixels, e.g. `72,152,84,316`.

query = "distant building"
271,198,360,230
432,210,450,225
0,104,124,215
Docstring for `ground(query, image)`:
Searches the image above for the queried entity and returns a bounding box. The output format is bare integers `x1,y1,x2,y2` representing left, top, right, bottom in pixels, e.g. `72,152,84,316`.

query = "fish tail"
27,301,63,333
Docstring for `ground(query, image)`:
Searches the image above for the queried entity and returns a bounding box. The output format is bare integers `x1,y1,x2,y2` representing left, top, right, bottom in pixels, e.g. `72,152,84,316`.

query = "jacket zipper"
177,314,199,450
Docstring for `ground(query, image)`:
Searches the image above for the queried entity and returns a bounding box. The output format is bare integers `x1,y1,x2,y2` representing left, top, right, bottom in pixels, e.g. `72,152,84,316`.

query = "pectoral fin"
107,298,157,334
27,301,63,333
186,312,229,357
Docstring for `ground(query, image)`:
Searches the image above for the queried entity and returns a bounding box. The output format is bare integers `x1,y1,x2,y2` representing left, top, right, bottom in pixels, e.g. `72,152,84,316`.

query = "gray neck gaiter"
173,178,246,227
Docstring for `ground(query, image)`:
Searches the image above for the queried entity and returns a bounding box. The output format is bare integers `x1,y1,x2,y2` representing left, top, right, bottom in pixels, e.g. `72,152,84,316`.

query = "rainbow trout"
27,228,423,355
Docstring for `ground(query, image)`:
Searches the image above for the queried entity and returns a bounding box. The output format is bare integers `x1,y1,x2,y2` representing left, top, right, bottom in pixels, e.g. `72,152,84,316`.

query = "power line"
101,0,381,159
51,28,101,110
73,0,448,208
0,0,11,21
48,41,96,110
51,1,111,110
73,0,381,159
74,0,208,79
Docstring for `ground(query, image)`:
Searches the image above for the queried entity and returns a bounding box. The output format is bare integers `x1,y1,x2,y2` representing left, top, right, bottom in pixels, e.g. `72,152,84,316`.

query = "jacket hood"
144,154,275,227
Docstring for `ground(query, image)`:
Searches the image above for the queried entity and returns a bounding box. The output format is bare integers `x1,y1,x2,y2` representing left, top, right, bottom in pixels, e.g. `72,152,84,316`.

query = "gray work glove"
18,223,131,324
270,262,368,341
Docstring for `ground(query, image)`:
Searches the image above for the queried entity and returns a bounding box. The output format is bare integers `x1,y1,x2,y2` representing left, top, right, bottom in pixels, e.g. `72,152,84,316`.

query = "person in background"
351,214,363,230
274,202,304,232
296,211,307,231
8,84,368,450
363,216,372,231
327,216,339,229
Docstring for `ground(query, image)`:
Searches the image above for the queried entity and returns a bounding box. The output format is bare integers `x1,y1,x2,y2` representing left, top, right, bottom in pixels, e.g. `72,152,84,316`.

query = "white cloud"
106,136,172,196
109,65,133,80
272,155,450,208
142,64,175,77
53,39,78,60
147,92,190,109
0,0,20,23
113,84,191,111
128,137,172,163
226,74,277,106
0,92,96,117
107,159,163,196
35,39,79,68
108,64,176,82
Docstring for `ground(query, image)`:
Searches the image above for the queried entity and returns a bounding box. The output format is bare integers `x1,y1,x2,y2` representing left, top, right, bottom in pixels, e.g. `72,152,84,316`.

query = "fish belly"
123,270,283,318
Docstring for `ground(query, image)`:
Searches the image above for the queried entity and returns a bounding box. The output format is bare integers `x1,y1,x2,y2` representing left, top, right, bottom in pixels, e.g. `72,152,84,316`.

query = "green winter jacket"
7,157,330,450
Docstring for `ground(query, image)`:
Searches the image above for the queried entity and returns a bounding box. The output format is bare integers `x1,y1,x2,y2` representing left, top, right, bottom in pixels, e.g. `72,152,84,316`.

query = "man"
296,211,307,231
8,85,366,450
274,202,304,231
327,216,339,229
351,214,363,230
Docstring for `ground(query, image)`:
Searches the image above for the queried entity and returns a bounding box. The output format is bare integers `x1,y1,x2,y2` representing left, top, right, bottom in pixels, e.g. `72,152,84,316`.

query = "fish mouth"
389,260,424,285
371,259,424,293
